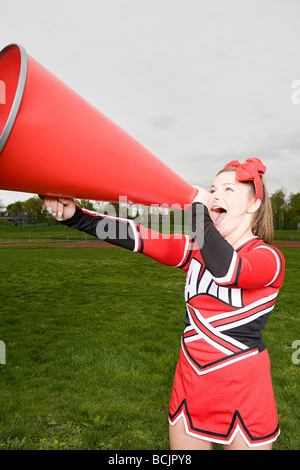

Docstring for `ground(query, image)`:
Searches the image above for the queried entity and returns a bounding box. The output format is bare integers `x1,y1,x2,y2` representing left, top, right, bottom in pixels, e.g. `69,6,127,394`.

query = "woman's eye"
225,187,233,192
210,189,215,194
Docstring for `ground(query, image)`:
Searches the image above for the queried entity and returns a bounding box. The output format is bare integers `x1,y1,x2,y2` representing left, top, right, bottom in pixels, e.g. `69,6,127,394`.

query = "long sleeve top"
61,202,285,375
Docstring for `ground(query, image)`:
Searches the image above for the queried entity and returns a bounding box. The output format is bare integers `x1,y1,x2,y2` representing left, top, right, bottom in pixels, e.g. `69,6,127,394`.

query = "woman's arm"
44,196,142,251
192,202,284,289
44,196,191,268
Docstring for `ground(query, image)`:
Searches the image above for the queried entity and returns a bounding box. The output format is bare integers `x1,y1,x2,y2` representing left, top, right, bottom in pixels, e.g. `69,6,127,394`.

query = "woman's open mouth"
210,206,227,225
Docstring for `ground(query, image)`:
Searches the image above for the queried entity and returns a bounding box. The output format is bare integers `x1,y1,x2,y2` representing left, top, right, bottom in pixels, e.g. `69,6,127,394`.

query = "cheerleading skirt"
169,346,280,447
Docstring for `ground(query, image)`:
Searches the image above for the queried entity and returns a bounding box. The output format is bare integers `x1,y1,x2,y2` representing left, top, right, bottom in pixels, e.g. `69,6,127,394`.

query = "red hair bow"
224,158,266,202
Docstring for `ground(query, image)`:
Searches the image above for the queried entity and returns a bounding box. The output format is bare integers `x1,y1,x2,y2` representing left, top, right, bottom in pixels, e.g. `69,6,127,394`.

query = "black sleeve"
60,205,137,251
192,202,236,279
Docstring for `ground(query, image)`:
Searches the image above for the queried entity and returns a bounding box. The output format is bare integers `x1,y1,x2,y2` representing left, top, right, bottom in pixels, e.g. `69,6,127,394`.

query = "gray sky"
0,0,299,206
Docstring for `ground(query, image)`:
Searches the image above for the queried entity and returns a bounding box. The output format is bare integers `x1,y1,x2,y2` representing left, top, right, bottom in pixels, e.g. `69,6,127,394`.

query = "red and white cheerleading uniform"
61,202,285,447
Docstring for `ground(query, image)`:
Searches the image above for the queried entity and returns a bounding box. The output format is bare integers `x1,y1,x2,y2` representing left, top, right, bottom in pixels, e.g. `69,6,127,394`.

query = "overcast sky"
0,0,299,206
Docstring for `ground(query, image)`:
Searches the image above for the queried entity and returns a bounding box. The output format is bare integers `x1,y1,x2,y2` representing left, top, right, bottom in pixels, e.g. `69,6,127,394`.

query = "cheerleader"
44,158,285,450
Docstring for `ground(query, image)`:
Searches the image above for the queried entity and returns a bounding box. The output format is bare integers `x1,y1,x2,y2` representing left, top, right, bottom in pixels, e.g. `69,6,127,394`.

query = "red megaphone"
0,43,197,208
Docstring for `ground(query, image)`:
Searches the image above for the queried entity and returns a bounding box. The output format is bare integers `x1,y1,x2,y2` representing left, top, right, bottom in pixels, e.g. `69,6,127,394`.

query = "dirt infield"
0,241,299,248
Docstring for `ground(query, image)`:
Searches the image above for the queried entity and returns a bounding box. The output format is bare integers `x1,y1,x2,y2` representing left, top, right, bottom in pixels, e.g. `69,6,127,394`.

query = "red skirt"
169,346,280,447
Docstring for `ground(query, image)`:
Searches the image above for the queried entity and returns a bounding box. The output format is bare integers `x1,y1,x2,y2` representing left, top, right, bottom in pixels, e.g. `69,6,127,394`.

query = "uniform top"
61,202,285,375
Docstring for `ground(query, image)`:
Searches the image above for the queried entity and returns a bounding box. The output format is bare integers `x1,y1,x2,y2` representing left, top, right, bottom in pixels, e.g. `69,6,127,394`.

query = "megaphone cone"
0,44,197,208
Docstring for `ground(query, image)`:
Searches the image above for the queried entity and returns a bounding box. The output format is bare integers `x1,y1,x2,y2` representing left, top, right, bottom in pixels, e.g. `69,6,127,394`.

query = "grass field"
0,220,300,244
0,244,299,450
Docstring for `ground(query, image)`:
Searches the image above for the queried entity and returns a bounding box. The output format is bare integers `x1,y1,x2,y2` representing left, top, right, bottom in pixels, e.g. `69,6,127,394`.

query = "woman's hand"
44,196,76,221
192,185,212,207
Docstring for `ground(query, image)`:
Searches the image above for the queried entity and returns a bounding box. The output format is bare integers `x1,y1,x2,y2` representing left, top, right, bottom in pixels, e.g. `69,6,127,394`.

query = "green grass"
0,245,299,450
0,246,184,450
0,221,299,244
273,230,300,241
262,247,300,450
0,222,95,244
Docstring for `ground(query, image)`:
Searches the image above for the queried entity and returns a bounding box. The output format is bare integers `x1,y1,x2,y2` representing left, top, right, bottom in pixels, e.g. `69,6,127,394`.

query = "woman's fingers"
57,199,65,219
44,196,56,215
44,196,75,221
58,197,71,205
43,196,61,219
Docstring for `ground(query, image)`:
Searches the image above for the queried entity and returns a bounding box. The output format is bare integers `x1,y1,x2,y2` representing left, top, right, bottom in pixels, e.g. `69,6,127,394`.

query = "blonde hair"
218,167,274,245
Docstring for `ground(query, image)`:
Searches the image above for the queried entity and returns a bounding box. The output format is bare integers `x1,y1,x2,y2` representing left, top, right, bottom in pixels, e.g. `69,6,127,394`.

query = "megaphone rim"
0,43,27,153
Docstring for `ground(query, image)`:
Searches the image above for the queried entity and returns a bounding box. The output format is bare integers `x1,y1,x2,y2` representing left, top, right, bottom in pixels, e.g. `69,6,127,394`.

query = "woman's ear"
247,197,261,214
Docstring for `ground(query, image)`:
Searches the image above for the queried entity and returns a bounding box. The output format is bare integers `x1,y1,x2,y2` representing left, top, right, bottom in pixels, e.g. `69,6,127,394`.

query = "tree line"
0,188,299,230
271,188,300,230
